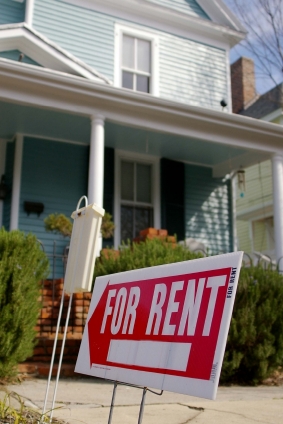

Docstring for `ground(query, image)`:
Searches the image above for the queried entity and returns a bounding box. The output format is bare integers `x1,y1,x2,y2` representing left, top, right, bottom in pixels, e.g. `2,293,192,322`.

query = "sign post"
76,251,243,411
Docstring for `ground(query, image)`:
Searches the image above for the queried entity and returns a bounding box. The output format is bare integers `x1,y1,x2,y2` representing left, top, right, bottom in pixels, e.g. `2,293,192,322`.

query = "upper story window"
122,35,151,93
115,24,159,96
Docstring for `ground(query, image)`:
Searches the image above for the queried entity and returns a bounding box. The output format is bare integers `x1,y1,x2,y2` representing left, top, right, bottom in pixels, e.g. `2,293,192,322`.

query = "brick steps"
18,362,77,378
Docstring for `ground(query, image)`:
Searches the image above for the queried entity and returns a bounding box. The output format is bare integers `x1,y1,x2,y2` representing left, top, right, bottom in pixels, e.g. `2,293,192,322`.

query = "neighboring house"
0,0,283,265
231,57,283,264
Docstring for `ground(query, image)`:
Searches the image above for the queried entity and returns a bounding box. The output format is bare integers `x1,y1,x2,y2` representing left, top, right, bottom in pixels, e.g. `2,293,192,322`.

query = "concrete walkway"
4,377,283,424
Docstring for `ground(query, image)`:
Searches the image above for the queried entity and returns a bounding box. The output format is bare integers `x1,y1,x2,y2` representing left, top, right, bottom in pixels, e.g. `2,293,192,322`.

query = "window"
114,25,159,96
120,160,153,242
122,35,151,93
114,151,161,248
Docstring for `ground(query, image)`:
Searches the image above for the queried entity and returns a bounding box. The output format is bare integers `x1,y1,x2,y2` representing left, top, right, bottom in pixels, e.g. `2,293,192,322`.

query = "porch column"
10,134,23,230
88,115,105,206
88,116,105,255
272,153,283,267
0,140,7,227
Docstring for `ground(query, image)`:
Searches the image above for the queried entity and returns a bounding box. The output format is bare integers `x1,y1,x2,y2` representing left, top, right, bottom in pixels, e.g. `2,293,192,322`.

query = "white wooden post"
10,134,23,231
272,153,283,268
88,115,105,254
0,140,7,227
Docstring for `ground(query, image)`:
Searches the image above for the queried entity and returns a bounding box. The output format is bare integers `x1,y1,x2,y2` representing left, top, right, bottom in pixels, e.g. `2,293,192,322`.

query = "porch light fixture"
24,201,44,216
0,175,8,200
237,169,245,193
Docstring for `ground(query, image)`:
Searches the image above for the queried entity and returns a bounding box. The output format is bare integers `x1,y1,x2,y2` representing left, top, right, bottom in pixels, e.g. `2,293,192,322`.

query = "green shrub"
94,238,203,278
0,229,49,378
221,265,283,385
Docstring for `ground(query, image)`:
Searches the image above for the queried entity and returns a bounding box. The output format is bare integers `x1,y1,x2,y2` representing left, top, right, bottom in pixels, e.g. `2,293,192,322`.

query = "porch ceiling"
0,100,269,177
0,60,282,177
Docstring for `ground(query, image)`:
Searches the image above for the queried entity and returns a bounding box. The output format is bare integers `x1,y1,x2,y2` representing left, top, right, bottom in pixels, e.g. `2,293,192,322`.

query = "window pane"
122,35,135,68
136,75,150,93
122,71,134,89
135,207,153,237
121,161,134,200
137,39,151,73
121,206,134,242
136,163,151,203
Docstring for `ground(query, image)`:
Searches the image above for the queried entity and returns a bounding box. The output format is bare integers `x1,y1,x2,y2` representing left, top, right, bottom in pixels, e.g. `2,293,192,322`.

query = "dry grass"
0,391,65,424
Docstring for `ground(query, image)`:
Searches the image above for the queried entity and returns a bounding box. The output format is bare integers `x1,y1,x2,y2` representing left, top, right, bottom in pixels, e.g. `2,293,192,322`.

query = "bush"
221,265,283,385
0,229,49,378
94,238,203,278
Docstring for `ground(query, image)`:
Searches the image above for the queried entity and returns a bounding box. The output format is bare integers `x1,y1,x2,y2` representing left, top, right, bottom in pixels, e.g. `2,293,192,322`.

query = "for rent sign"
75,252,243,400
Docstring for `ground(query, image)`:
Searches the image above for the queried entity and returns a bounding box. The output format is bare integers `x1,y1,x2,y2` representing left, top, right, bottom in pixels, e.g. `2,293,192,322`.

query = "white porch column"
272,153,283,267
10,134,23,231
88,115,105,206
0,140,7,227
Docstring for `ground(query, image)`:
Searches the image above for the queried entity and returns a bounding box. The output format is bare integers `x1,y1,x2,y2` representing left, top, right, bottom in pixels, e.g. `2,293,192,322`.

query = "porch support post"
88,115,105,255
0,140,7,227
88,115,105,206
10,134,23,231
272,153,283,268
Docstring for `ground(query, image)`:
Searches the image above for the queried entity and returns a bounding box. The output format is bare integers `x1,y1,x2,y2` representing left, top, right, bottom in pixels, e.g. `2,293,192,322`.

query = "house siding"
33,0,227,110
0,50,41,66
33,0,115,81
18,137,89,260
147,0,210,19
185,164,232,254
0,0,25,24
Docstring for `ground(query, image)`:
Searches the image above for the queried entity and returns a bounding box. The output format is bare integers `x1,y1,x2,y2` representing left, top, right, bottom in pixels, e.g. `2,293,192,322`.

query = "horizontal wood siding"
33,0,115,80
0,0,25,24
0,50,41,66
147,0,209,19
19,137,89,266
185,164,232,254
32,1,227,109
159,34,227,109
236,220,252,252
236,160,272,214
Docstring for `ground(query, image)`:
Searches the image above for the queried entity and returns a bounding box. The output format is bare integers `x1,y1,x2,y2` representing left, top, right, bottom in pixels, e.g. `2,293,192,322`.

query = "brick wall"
231,57,256,114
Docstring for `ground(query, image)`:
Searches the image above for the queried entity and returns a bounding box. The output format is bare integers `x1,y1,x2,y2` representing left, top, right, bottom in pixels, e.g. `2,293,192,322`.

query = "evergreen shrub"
0,229,49,378
221,265,283,384
94,237,203,278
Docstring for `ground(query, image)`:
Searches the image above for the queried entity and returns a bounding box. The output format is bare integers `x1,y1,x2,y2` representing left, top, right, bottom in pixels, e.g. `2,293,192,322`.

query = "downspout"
25,0,35,26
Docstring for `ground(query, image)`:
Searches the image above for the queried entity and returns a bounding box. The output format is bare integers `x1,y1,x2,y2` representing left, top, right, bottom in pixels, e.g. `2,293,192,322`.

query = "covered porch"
0,59,282,260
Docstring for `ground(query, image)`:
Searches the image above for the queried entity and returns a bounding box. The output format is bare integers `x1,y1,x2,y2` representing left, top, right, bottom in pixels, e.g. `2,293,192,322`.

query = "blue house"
0,0,283,262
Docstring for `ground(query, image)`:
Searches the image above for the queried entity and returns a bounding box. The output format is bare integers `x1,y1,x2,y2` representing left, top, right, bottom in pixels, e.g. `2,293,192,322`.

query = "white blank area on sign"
107,340,191,371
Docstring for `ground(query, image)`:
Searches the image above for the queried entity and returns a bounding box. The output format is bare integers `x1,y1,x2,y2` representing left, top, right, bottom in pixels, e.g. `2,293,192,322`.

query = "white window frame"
114,24,159,96
114,150,161,248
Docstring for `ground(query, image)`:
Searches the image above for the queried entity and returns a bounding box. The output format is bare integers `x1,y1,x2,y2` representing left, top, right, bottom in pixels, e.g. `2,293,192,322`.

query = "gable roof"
0,23,110,83
241,84,283,120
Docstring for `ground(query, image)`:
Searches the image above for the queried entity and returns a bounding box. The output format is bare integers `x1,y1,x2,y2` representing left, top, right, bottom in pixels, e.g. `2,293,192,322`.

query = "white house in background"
231,57,283,265
0,0,283,269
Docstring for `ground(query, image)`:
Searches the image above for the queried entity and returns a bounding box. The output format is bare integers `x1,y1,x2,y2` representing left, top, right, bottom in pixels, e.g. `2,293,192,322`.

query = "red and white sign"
75,252,243,400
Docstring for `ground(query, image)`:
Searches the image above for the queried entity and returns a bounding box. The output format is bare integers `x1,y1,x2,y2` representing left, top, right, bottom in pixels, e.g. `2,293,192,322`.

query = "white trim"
272,153,283,264
0,139,7,227
225,48,232,113
25,0,35,26
237,202,273,221
261,108,283,123
0,24,109,82
114,149,160,248
10,134,23,231
0,60,283,166
63,0,245,48
114,24,159,97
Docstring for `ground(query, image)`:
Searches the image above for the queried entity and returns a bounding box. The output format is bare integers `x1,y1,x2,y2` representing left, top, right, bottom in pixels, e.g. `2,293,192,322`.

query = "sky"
223,0,283,94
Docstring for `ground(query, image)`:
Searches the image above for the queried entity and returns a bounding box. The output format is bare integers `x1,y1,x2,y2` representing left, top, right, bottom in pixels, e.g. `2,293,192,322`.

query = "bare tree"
225,0,283,90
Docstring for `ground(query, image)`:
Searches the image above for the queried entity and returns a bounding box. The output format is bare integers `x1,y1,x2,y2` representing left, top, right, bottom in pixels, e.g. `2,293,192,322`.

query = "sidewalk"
4,377,283,424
